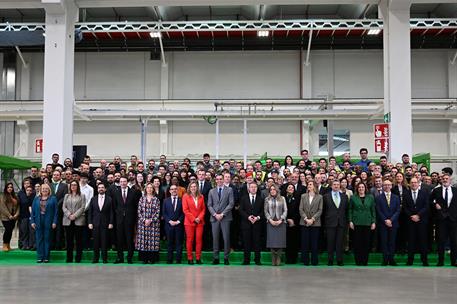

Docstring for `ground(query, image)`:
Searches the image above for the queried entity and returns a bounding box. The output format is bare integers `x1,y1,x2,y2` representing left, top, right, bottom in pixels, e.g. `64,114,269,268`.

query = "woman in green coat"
349,182,376,266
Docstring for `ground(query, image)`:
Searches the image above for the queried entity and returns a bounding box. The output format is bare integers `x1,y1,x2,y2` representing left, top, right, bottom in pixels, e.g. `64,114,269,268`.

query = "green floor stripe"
0,250,454,268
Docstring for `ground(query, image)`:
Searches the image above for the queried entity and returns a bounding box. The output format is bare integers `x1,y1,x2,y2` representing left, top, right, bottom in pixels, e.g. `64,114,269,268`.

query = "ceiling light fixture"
149,31,162,38
257,30,269,37
367,29,381,35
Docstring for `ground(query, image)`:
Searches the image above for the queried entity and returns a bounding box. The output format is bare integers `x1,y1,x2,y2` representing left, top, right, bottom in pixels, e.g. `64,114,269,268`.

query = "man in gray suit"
208,174,235,265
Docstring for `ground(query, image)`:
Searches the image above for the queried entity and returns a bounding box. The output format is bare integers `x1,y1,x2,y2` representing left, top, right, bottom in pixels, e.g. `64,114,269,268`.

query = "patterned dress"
136,195,160,252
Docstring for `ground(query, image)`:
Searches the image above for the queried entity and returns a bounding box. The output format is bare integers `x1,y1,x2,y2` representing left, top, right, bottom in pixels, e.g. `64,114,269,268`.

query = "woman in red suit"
182,181,205,265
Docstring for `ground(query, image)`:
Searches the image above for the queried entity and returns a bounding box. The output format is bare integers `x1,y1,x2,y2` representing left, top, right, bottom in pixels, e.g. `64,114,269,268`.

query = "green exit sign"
384,112,391,123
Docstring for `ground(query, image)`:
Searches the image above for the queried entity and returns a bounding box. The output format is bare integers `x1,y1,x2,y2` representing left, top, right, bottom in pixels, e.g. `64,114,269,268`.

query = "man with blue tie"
376,179,401,266
163,185,184,264
323,180,348,266
208,174,234,265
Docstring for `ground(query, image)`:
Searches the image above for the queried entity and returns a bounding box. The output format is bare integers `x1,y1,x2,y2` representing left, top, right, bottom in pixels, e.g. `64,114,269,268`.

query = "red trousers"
185,224,204,260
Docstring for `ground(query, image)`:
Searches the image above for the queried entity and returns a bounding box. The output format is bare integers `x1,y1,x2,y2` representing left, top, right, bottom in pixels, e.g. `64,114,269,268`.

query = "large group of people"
1,149,456,267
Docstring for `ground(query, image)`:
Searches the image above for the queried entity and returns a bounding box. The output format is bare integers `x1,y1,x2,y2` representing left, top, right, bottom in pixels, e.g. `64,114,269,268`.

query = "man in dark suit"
281,173,306,197
323,180,348,266
50,170,68,250
403,177,430,266
239,182,264,265
88,183,114,263
376,179,401,266
370,177,384,197
113,176,140,264
197,169,212,251
163,185,184,264
208,174,234,265
430,173,457,266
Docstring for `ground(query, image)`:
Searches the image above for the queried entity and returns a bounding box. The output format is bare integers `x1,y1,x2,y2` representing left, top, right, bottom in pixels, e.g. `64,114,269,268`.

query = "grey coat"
62,194,86,226
207,185,235,222
299,193,323,227
264,196,287,222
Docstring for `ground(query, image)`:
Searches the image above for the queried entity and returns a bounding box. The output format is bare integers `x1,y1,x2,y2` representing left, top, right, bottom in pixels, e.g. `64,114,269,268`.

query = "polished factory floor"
0,265,455,304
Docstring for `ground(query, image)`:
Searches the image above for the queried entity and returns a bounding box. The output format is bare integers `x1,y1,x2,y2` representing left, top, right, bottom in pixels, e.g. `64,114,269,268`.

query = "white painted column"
308,120,320,158
16,120,30,157
243,119,248,167
42,0,78,164
159,120,168,155
448,119,457,156
301,120,310,152
380,0,412,163
215,119,220,159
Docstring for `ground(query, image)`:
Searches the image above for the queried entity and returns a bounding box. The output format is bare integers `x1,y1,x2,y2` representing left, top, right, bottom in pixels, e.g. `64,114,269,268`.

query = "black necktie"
445,188,449,207
251,196,255,206
200,182,203,193
173,197,176,211
218,187,222,199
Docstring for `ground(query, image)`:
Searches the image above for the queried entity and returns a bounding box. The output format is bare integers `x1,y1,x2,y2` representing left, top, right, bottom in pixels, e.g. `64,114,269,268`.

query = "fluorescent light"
367,29,381,35
149,31,162,38
257,30,269,37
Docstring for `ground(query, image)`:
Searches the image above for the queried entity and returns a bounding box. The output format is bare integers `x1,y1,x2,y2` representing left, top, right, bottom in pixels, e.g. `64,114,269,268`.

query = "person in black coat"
403,177,430,266
429,173,457,266
238,182,264,265
88,183,114,264
323,180,349,266
284,184,301,264
112,176,141,264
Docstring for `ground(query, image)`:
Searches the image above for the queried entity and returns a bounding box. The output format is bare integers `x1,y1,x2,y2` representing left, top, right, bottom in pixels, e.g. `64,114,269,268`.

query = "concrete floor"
0,266,455,304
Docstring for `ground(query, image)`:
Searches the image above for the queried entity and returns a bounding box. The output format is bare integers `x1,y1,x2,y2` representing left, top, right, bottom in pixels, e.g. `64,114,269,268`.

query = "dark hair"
380,155,387,160
69,181,81,195
3,182,17,201
359,148,368,154
301,149,309,154
284,155,293,167
203,153,210,158
442,167,453,176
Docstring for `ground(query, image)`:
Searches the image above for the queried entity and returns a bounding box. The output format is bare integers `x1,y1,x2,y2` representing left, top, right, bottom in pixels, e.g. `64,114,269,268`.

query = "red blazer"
182,193,205,226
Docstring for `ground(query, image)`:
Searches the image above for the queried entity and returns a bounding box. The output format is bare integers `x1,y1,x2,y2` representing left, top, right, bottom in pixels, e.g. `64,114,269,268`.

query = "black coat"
403,188,430,224
112,186,141,226
238,193,265,230
323,192,349,228
430,186,457,222
88,195,114,228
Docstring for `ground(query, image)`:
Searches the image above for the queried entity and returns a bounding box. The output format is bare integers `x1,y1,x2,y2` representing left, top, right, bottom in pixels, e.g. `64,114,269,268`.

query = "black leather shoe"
127,258,133,264
255,261,262,266
102,260,108,264
224,259,230,265
327,261,333,266
114,259,124,264
92,260,98,264
337,262,344,266
196,260,202,265
406,260,413,266
242,261,250,265
212,259,220,265
436,261,444,267
176,260,182,264
423,261,429,267
166,260,172,264
381,261,388,266
188,260,194,265
389,260,398,266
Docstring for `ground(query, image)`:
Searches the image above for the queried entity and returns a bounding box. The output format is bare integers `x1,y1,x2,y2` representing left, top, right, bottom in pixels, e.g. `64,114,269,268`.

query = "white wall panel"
411,50,448,99
171,51,301,99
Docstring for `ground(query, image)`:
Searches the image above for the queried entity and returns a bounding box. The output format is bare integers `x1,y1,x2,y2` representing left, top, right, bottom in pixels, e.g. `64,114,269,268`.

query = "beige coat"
299,193,323,227
62,194,86,226
0,194,19,221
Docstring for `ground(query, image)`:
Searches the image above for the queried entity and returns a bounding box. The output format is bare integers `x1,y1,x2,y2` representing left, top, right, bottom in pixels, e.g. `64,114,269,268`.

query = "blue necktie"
218,187,222,199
